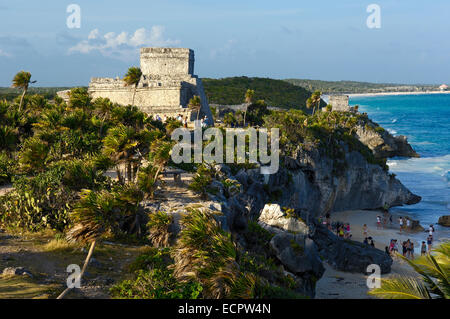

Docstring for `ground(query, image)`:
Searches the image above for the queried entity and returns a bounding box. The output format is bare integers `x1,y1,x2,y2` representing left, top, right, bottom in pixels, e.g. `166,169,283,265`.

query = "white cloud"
68,27,179,60
88,29,99,40
0,49,12,57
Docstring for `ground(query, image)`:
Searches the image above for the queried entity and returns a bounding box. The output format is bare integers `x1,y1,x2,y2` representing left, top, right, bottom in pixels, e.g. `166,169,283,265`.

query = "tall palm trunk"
243,106,247,127
19,87,27,112
57,240,97,299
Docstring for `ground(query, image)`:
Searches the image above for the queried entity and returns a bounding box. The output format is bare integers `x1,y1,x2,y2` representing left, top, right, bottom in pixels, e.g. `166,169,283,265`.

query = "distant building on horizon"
439,84,448,91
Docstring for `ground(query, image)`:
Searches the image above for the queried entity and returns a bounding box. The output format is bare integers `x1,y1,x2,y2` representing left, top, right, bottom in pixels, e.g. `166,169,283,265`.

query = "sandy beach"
315,209,447,299
348,91,450,98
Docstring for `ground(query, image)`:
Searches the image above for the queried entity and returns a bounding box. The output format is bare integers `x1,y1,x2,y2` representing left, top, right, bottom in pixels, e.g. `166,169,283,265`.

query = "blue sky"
0,0,449,86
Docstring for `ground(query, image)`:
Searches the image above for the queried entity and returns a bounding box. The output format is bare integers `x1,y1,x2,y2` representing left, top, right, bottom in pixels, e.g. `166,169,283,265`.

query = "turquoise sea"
349,94,450,238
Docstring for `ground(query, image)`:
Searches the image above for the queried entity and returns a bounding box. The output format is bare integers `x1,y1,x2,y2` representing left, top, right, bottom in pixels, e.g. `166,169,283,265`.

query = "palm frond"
369,276,431,299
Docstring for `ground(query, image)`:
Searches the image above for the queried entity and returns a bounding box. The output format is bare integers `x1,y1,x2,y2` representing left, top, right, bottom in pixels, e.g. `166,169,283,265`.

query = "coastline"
348,91,450,98
315,209,446,299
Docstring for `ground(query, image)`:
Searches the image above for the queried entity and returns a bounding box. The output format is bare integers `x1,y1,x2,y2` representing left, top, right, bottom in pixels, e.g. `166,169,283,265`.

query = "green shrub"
0,168,73,231
147,211,173,247
0,152,15,185
188,164,213,199
111,248,202,299
173,208,257,299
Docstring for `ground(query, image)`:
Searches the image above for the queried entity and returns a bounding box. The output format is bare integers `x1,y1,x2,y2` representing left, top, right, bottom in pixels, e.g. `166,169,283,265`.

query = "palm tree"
243,89,254,127
102,124,138,183
306,90,322,115
188,95,202,121
57,189,117,299
123,67,142,106
369,242,449,299
149,139,172,180
12,71,36,111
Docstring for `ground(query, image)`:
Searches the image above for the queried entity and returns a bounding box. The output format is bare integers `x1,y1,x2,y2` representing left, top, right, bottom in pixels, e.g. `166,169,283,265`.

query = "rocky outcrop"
355,122,419,158
438,215,450,227
258,204,309,235
270,233,324,276
221,146,420,220
310,222,393,274
2,267,33,277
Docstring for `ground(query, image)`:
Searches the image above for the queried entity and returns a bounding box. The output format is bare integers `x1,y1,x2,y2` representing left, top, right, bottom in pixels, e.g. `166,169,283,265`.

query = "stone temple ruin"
63,48,213,123
328,95,350,111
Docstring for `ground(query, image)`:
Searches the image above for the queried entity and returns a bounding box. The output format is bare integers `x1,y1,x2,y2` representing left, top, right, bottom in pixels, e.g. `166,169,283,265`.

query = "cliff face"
222,146,420,222
355,121,419,158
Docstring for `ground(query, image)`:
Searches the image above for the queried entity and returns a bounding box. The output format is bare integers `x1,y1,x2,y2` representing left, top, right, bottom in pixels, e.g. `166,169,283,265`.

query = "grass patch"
0,275,60,299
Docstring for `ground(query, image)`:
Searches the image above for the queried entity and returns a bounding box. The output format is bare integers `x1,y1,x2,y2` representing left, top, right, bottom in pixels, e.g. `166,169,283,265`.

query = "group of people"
397,216,414,233
337,222,352,239
376,212,393,229
319,210,439,261
384,224,436,259
154,113,190,128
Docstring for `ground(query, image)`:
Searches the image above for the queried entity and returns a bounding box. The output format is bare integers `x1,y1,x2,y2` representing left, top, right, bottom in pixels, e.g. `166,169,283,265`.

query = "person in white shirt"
399,217,403,233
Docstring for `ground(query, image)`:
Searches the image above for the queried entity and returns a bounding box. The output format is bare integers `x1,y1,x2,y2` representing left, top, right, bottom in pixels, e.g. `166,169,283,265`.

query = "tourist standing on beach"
427,235,433,252
421,241,427,256
429,224,435,238
406,240,412,258
376,216,382,229
406,218,411,231
399,217,403,233
363,224,368,237
410,242,415,259
402,241,407,257
393,240,398,253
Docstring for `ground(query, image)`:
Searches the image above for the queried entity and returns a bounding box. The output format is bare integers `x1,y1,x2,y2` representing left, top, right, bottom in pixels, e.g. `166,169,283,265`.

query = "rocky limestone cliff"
355,120,418,158
216,146,420,224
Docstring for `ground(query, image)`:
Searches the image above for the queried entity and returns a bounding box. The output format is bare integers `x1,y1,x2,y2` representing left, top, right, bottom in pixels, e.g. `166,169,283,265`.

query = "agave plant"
369,242,449,299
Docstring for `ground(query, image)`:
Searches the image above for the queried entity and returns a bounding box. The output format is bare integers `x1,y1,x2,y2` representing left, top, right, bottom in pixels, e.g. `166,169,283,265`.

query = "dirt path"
0,229,148,299
0,169,205,299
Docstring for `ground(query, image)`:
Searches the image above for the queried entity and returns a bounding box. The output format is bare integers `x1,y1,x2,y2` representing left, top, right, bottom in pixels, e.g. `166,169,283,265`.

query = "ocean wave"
413,141,436,146
391,118,398,123
388,154,450,175
387,129,397,134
